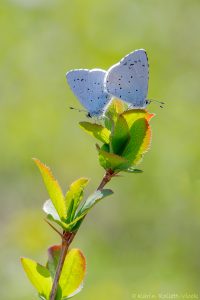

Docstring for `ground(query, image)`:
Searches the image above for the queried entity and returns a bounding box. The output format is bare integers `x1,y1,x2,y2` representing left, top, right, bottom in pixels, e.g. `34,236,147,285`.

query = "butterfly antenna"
69,106,88,113
148,99,165,109
69,106,95,119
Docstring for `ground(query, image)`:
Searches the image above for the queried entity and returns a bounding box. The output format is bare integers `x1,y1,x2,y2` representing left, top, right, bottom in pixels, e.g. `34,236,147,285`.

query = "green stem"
49,169,115,300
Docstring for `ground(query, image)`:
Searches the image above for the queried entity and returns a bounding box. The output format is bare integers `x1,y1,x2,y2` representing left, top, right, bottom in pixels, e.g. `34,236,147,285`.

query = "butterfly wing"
105,49,149,108
66,69,111,116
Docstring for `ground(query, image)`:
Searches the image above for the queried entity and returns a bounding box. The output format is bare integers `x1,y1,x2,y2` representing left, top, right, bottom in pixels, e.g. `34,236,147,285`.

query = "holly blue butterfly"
105,49,149,109
66,69,111,117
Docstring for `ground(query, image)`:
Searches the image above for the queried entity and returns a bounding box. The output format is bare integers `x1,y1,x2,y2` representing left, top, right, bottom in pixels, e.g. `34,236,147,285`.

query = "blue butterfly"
66,49,150,116
66,69,111,117
105,49,149,109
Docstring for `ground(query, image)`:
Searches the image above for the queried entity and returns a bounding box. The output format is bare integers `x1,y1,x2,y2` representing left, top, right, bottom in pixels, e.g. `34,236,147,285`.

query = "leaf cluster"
21,99,154,299
33,159,113,233
80,99,154,173
21,246,86,299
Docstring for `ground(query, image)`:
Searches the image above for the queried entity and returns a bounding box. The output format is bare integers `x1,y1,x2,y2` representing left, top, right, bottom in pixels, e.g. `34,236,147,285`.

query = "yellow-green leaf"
33,159,66,220
79,122,110,144
59,248,86,298
104,98,127,130
21,257,52,299
122,109,154,128
65,178,89,221
105,98,127,117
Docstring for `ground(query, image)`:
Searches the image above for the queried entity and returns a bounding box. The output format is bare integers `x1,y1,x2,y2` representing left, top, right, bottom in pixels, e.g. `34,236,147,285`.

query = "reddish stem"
97,169,115,190
49,231,76,300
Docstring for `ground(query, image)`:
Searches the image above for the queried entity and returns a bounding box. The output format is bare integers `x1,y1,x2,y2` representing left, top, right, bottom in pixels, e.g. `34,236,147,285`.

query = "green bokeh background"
1,0,200,299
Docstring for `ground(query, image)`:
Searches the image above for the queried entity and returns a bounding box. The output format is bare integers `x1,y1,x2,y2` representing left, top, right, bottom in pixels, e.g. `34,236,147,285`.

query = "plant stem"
49,169,115,300
49,231,75,300
97,169,115,190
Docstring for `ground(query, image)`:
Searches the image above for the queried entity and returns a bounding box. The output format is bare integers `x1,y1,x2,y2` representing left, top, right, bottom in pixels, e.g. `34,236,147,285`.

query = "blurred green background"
1,0,200,299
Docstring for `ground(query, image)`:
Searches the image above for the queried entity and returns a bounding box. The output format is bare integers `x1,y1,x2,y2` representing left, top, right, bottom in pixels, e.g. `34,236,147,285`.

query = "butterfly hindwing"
66,69,111,116
105,49,149,108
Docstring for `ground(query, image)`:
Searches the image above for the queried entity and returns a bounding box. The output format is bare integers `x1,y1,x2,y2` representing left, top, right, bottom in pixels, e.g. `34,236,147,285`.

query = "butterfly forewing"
105,49,149,108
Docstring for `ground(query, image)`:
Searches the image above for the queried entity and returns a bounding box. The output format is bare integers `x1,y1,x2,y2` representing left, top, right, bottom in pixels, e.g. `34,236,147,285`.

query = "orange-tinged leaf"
122,109,154,128
33,159,66,220
59,248,86,298
47,245,62,278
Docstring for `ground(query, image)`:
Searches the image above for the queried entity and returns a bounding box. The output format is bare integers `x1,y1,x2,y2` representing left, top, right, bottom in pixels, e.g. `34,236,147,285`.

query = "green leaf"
79,122,110,143
76,189,113,217
33,159,66,220
65,199,75,223
122,118,151,165
45,213,84,232
62,189,114,232
104,116,113,131
45,214,68,231
61,214,86,232
47,245,62,278
59,248,86,299
111,115,130,155
98,147,130,171
101,143,110,152
65,178,89,222
49,216,79,232
21,257,52,300
123,168,143,173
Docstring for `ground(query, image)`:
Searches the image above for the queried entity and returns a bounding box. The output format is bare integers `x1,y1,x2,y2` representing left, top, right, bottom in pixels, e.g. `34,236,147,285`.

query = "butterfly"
66,49,153,116
66,69,111,117
104,49,149,109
